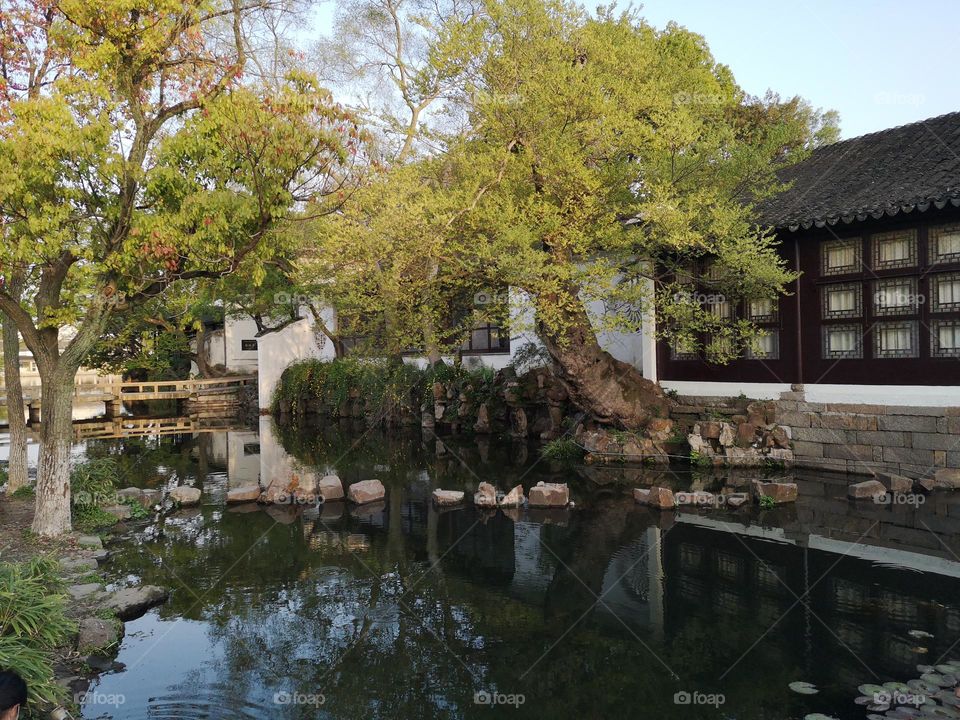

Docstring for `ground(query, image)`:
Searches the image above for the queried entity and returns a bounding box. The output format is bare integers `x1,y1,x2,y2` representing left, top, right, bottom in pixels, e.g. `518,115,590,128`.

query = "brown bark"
2,294,28,492
536,287,668,432
31,366,75,536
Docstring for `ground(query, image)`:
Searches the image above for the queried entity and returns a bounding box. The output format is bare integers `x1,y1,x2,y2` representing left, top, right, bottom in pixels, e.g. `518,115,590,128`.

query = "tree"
419,0,836,429
0,1,367,536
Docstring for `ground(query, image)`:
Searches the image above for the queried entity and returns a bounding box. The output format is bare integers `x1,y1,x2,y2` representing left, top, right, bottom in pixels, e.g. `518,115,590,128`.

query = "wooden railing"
1,375,256,405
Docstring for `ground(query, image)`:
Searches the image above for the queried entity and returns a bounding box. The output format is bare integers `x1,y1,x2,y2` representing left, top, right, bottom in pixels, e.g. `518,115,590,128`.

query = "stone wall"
776,392,960,478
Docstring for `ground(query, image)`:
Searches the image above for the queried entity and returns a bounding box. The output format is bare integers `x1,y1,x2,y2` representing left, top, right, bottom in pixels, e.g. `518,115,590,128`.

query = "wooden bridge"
0,375,256,425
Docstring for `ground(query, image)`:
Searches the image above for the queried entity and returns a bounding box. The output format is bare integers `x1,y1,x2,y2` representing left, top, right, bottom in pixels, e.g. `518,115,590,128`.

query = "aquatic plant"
540,438,584,462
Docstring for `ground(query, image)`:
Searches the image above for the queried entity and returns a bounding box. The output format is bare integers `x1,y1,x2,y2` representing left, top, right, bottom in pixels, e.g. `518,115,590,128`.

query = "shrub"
0,557,75,709
11,485,35,499
541,437,584,462
71,458,119,509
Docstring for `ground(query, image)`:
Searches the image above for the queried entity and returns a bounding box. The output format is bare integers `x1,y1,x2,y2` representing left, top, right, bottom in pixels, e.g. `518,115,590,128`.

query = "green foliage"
540,438,584,463
759,495,776,509
0,464,7,486
11,484,35,499
119,496,151,521
71,458,119,509
0,558,75,709
689,451,712,468
72,506,119,533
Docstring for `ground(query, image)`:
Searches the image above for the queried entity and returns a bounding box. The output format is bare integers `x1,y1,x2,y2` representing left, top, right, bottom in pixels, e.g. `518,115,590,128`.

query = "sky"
307,0,960,140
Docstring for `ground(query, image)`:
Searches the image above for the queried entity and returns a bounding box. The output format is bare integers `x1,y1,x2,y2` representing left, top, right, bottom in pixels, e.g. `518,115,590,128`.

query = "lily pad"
861,684,888,696
919,666,937,674
922,674,948,687
911,630,936,640
790,681,819,695
803,715,839,720
937,665,958,674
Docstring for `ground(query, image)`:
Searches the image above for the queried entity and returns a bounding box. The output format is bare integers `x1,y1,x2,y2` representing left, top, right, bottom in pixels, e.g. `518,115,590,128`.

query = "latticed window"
929,223,960,265
821,283,861,319
670,335,698,361
822,324,862,359
872,229,917,269
874,321,918,359
747,297,778,323
821,238,861,275
931,273,960,312
931,319,960,358
873,277,918,316
746,330,779,360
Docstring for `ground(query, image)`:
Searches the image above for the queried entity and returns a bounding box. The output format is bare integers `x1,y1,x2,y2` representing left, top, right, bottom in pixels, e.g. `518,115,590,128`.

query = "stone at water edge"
103,504,132,521
934,468,960,490
59,557,99,574
847,479,888,500
726,493,750,509
874,472,913,494
750,480,798,504
68,583,104,600
646,487,675,509
77,535,103,550
227,485,262,504
347,479,386,505
169,486,201,506
498,484,524,508
432,489,465,507
474,481,497,508
116,487,143,502
528,482,569,508
104,585,170,621
318,475,344,502
633,488,651,505
77,617,122,654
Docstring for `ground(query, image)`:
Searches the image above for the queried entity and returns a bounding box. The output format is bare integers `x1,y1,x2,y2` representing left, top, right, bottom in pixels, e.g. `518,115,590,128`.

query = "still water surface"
73,418,960,719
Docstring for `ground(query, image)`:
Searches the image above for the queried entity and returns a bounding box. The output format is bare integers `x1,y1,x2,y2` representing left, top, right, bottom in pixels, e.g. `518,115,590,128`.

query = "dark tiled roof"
758,111,960,231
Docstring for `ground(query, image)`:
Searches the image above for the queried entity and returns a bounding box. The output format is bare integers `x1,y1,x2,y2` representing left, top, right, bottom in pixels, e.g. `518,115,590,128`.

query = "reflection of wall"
227,430,261,488
256,415,321,490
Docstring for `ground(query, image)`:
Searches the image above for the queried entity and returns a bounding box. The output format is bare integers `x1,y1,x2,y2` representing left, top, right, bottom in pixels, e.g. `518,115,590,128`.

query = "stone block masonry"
773,390,960,478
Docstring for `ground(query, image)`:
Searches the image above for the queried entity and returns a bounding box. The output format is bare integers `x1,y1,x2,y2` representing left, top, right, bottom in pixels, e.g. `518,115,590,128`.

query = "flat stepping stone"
529,482,569,508
318,475,344,502
226,485,262,504
169,486,201,505
77,617,122,654
347,479,385,504
432,489,465,506
68,583,104,600
60,557,99,573
104,585,170,621
77,535,103,550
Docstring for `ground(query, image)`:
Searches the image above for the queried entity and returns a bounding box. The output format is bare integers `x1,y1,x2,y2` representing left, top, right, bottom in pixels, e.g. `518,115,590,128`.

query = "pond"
76,418,960,720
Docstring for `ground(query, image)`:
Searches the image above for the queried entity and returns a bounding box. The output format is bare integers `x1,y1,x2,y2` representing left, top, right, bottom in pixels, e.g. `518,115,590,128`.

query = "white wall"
223,315,260,373
257,308,337,409
659,380,960,407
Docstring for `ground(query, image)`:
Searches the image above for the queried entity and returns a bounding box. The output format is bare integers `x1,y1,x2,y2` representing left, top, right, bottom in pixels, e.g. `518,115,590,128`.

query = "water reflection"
79,420,960,720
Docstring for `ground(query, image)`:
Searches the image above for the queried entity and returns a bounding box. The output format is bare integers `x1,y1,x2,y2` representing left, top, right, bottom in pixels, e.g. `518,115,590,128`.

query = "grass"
759,495,776,509
0,557,75,710
72,506,119,533
11,484,35,499
540,437,584,462
120,496,151,520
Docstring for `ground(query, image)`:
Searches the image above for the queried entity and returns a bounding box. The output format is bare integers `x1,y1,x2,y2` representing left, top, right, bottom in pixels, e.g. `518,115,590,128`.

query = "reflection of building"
1,346,121,393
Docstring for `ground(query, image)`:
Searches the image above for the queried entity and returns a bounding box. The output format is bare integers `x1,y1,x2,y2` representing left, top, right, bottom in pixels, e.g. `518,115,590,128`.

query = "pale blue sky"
307,0,960,139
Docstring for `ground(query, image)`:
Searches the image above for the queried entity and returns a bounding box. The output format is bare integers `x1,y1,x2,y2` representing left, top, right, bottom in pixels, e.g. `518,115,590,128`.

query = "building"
654,111,960,407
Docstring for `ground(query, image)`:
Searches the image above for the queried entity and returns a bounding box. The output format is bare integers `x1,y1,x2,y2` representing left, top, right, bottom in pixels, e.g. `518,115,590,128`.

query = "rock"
474,403,491,434
77,617,121,654
528,482,569,508
510,408,528,438
934,468,960,490
875,472,912,494
847,479,888,500
633,488,651,505
735,423,758,447
60,557,99,574
116,487,142,501
770,426,791,448
318,475,344,502
103,504,131,521
751,480,798,504
646,417,674,441
675,491,715,507
260,476,297,504
432,489,465,506
140,489,162,506
105,585,170,621
647,486,675,509
421,412,435,429
347,479,386,504
915,475,936,493
227,485,262,504
718,423,736,447
68,583,104,600
169,486,201,506
766,447,794,462
726,493,750,508
474,481,497,508
498,484,524,508
700,421,721,440
92,549,110,564
77,535,103,550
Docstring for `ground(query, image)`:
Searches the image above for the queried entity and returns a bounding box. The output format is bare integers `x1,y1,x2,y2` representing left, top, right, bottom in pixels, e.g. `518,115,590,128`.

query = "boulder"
76,535,103,550
770,426,791,448
347,479,386,505
474,403,491,434
633,488,651,505
474,481,497,508
498,484,525,508
528,482,569,508
116,487,143,502
68,583,104,601
318,475,345,502
432,489,465,506
169,486,201,506
227,485,262,504
675,491,715,507
60,557,99,574
700,421,721,440
646,486,675,510
103,504,131,521
77,617,121,654
104,585,170,621
751,480,798,504
934,468,960,490
140,489,162,506
735,423,758,447
259,476,298,504
847,479,887,500
646,417,674,441
726,493,750,508
719,423,736,447
915,475,936,493
875,472,912,494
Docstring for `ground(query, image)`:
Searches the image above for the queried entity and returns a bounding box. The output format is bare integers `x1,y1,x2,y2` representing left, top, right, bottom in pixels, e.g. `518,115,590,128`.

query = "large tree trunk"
32,366,76,536
536,288,668,432
2,311,29,492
